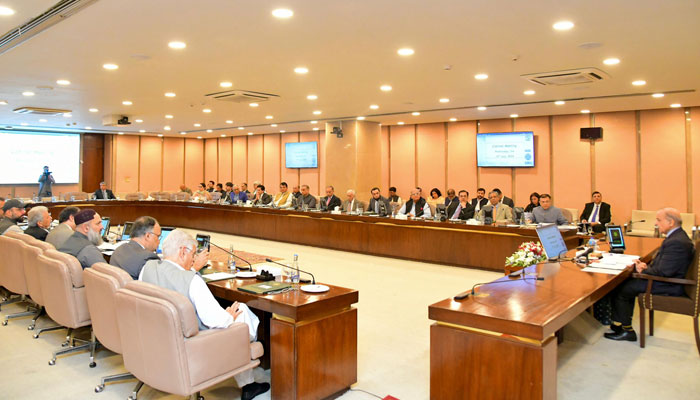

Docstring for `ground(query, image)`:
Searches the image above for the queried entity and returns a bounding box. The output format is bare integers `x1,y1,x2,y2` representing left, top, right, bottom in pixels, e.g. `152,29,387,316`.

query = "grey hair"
346,189,355,195
27,206,48,227
488,190,499,197
661,207,683,227
161,229,196,257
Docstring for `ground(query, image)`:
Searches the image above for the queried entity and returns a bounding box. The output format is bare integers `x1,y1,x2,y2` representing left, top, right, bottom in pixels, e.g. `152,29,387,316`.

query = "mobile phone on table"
196,234,210,252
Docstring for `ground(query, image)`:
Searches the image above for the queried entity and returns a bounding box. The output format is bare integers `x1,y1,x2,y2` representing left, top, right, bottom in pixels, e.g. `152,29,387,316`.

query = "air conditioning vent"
521,68,610,86
13,107,71,116
205,90,280,104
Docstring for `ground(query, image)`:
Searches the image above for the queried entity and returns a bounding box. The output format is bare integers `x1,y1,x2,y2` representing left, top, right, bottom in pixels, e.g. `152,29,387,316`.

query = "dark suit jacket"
320,195,342,211
471,198,488,209
579,202,611,225
94,189,116,200
502,196,514,208
24,226,48,241
253,193,272,205
368,196,392,216
644,228,695,295
447,201,475,220
110,240,160,280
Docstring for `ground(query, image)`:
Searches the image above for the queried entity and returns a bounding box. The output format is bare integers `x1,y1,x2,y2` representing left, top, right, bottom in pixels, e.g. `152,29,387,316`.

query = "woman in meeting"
194,183,212,201
427,188,445,209
524,192,540,213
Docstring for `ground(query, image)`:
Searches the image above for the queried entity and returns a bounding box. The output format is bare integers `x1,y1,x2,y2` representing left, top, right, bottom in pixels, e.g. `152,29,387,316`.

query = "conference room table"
428,236,663,400
41,199,580,272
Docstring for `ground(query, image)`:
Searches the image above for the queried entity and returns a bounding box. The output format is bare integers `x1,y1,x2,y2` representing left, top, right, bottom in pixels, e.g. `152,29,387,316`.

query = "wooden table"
42,200,579,271
205,251,358,400
428,236,663,400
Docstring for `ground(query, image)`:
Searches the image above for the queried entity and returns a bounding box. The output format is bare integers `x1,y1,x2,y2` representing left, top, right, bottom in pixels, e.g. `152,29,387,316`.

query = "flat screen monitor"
285,142,318,168
0,131,80,184
100,217,111,236
606,225,626,250
536,224,568,260
157,227,174,254
120,222,134,241
476,131,535,168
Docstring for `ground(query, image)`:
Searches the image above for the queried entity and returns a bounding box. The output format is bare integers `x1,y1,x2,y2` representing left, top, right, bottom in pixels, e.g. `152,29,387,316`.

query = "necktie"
102,190,107,199
452,204,462,219
375,200,379,213
327,197,331,206
590,204,599,222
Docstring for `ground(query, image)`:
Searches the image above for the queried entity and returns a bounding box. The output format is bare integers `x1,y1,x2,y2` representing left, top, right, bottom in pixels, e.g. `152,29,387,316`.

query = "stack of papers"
581,253,639,275
98,241,128,256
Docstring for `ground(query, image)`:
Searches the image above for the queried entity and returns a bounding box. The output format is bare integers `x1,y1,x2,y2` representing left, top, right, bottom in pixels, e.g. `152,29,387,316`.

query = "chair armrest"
631,273,696,286
184,322,252,387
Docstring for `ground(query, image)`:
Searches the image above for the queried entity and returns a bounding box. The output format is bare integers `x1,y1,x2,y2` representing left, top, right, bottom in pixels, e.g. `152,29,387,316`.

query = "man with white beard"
58,209,106,269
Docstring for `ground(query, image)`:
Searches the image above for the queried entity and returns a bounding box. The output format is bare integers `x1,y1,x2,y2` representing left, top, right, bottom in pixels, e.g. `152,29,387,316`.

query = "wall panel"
280,132,300,188
247,135,263,185
263,134,281,192
299,131,320,195
204,138,218,183
319,131,326,191
692,107,700,222
232,136,247,186
184,138,204,190
218,137,232,184
139,136,162,192
114,135,140,193
446,121,477,195
478,118,513,198
389,125,416,200
162,138,185,191
514,116,550,208
380,125,390,191
416,123,446,196
552,114,591,209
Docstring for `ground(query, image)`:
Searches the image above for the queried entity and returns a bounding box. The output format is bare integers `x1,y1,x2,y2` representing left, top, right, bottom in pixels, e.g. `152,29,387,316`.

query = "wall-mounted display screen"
476,131,535,168
285,141,318,168
0,131,80,184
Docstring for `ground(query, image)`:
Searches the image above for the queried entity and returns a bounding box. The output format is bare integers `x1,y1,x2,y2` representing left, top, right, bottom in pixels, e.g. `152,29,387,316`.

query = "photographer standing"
38,166,55,197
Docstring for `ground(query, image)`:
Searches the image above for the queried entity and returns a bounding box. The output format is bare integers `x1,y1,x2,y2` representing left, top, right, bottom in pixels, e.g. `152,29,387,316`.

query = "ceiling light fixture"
0,100,7,105
652,93,664,98
477,106,487,111
39,119,47,123
632,80,646,86
439,98,450,103
580,109,590,114
474,73,488,80
0,6,16,15
89,108,99,112
207,129,213,133
294,67,309,74
197,136,202,139
280,130,286,133
164,126,171,131
380,85,392,92
165,115,173,119
247,132,254,135
397,48,414,56
62,113,71,118
249,103,259,107
103,63,118,70
139,129,146,133
412,112,420,116
313,127,319,131
554,100,566,105
553,20,574,31
122,100,132,105
180,131,186,135
272,8,293,18
203,108,212,113
238,127,244,130
20,123,28,126
357,116,365,120
307,94,318,100
117,132,124,135
603,58,620,65
220,134,226,137
449,118,457,122
56,79,70,85
397,122,405,125
219,81,233,88
193,123,201,127
164,92,176,97
226,120,233,124
22,91,35,96
157,134,163,137
313,110,322,115
510,114,519,118
310,120,318,124
523,90,536,95
670,103,682,108
85,126,92,130
135,119,143,123
370,104,379,110
265,115,273,119
271,124,277,127
168,41,186,49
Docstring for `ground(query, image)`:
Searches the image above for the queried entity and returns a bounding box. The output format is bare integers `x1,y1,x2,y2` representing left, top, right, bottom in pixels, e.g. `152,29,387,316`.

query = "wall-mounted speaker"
580,127,603,140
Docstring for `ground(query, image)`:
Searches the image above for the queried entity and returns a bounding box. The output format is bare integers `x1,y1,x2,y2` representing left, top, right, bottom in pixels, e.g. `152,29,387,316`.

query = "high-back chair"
561,208,574,224
39,250,95,366
635,240,700,355
211,191,222,202
0,235,37,324
115,281,263,399
626,210,658,237
84,263,143,397
171,192,190,201
124,192,145,201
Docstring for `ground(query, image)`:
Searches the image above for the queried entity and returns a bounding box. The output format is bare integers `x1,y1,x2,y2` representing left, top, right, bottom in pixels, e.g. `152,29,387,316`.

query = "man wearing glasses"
110,216,162,279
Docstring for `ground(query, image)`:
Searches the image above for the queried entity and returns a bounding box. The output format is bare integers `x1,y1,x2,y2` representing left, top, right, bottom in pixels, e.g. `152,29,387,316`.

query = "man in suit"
292,185,302,199
223,182,234,202
388,186,402,204
320,186,342,212
252,185,272,206
0,199,26,236
110,216,161,279
179,184,193,195
46,206,79,248
206,180,215,192
605,208,695,341
241,182,251,196
342,189,361,213
24,206,52,241
532,194,568,225
479,190,512,223
93,182,116,200
398,188,431,218
447,190,475,220
229,184,248,203
580,191,612,233
38,166,55,197
444,188,458,208
471,188,488,213
294,184,317,210
58,209,106,269
492,188,514,208
272,182,293,208
368,187,392,216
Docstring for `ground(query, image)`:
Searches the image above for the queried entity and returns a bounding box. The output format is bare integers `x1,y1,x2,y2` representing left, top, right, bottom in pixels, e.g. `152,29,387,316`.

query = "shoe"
241,382,270,400
607,324,622,334
604,329,637,342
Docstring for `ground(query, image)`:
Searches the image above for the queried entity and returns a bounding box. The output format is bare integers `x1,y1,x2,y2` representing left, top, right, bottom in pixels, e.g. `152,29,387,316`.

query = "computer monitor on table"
119,222,134,241
100,217,111,236
157,227,174,254
606,225,626,253
536,223,568,260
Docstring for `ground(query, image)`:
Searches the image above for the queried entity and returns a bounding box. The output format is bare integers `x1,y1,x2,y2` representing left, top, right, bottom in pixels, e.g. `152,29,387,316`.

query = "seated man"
605,208,694,342
241,182,250,195
388,186,403,204
368,187,392,216
447,190,475,220
179,184,193,195
229,184,248,203
194,183,212,201
272,182,293,208
252,185,272,206
471,188,488,213
342,189,361,213
532,194,568,225
294,185,317,210
46,206,80,248
110,216,161,280
0,197,5,210
0,199,26,235
223,182,234,202
206,180,215,192
93,181,116,200
492,188,514,208
478,190,512,223
215,183,225,196
398,188,432,218
58,209,106,269
139,229,269,399
580,191,612,233
24,206,52,241
444,188,458,208
291,185,301,199
320,186,342,212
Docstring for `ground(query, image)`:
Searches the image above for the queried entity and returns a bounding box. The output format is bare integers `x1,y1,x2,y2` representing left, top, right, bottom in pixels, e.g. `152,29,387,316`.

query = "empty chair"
62,192,89,201
0,236,37,324
211,191,222,202
84,263,143,396
626,210,658,237
681,213,696,238
171,192,190,201
562,208,579,223
124,192,145,201
39,249,95,366
115,281,264,399
560,208,574,224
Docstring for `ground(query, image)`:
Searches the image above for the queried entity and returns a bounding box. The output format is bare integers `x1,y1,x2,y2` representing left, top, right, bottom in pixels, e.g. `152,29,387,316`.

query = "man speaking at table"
93,181,116,200
605,208,694,341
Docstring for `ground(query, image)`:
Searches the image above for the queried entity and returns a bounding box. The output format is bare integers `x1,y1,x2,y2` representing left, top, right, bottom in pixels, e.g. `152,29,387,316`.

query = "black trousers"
611,278,684,326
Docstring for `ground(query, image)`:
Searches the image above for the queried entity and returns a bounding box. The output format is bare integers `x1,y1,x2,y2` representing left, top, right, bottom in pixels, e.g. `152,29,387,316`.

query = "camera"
117,116,131,125
332,126,343,138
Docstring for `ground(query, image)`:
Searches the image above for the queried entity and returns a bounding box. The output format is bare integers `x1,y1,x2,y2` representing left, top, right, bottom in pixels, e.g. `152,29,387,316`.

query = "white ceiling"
0,0,698,138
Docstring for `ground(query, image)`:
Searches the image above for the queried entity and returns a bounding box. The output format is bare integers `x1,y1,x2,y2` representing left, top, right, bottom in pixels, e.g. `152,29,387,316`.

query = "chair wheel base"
2,320,8,326
48,359,55,366
33,334,39,339
95,385,104,393
28,325,35,330
89,362,96,368
61,342,69,347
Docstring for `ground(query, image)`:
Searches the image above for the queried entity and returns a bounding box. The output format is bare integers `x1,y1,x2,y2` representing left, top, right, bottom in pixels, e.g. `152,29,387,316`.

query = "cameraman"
38,166,55,197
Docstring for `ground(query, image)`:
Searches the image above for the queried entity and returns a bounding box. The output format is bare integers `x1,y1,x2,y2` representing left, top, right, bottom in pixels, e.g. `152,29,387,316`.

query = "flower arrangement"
505,241,547,268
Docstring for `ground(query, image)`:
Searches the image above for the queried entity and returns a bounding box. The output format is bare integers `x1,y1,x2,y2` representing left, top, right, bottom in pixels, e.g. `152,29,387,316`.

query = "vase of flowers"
505,241,547,271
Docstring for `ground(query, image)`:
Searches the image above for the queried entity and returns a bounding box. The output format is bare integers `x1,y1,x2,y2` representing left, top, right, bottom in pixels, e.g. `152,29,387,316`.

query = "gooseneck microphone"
209,242,252,270
265,258,316,284
453,276,545,300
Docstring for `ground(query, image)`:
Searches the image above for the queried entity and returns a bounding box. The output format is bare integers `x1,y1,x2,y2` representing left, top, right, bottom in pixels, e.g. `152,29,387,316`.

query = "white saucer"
300,284,330,293
235,271,257,278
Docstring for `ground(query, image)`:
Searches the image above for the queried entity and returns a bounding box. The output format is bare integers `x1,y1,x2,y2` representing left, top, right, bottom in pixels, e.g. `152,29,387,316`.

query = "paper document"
98,241,128,251
581,267,623,275
201,272,236,282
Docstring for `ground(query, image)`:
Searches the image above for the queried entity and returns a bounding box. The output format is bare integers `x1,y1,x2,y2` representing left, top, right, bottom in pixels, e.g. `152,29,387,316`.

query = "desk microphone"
577,246,595,265
265,258,316,284
453,277,545,300
209,242,252,270
629,219,646,225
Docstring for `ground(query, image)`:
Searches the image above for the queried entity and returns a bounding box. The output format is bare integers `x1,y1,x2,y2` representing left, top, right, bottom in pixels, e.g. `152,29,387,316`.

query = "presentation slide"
0,131,80,184
285,141,318,168
477,131,535,167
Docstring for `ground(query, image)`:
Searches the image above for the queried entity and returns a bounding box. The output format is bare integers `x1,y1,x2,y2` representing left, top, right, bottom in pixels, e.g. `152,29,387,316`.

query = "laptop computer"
157,226,174,254
100,217,111,236
606,225,626,253
119,221,134,241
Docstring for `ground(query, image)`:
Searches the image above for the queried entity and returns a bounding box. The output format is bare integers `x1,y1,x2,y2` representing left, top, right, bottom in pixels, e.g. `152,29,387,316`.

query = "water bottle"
32,192,37,202
116,225,122,239
587,237,597,250
291,254,300,287
228,244,236,272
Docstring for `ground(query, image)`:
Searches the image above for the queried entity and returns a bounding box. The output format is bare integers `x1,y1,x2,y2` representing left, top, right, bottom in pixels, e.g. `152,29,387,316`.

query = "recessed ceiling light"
397,122,405,125
0,6,16,15
197,136,202,139
357,116,365,120
193,123,201,127
203,108,211,113
265,115,273,120
477,106,487,111
226,120,233,124
554,101,566,105
510,114,519,118
22,91,35,96
603,58,620,65
180,131,186,135
439,98,450,103
247,132,254,135
523,90,536,95
220,134,226,137
380,85,392,92
652,93,664,98
117,132,124,135
219,81,233,88
139,129,146,133
272,8,293,18
670,103,682,108
135,119,143,123
313,127,319,131
164,126,171,131
89,108,99,112
20,123,28,126
369,104,379,110
310,120,318,124
85,126,92,130
280,130,286,133
238,127,244,130
165,115,173,119
103,63,118,70
271,124,277,127
122,100,132,105
157,134,163,137
307,94,318,100
62,113,71,118
412,112,420,116
164,92,176,97
56,79,70,86
553,20,574,31
632,80,646,86
207,129,213,133
397,48,414,56
474,73,488,80
313,110,322,115
0,100,7,105
168,41,186,49
580,109,590,114
294,67,309,74
249,103,259,107
39,119,47,123
449,118,457,122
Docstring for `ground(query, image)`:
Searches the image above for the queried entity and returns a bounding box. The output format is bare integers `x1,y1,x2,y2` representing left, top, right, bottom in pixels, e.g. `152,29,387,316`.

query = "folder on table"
238,281,291,294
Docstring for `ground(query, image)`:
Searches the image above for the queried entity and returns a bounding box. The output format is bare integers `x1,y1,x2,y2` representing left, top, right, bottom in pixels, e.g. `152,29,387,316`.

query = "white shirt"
273,192,293,208
398,201,432,218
